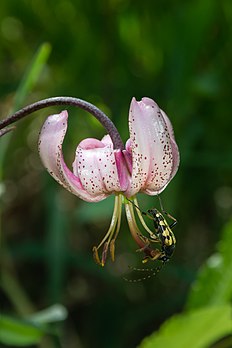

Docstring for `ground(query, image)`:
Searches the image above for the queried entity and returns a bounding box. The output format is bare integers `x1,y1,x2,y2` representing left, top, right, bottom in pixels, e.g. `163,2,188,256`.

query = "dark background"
0,1,232,347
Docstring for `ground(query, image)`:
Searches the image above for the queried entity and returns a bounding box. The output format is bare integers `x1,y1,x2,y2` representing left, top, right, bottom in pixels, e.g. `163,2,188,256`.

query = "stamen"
101,242,110,266
133,197,158,240
124,201,148,250
92,246,102,265
110,195,122,262
96,195,119,250
110,240,115,262
92,194,122,266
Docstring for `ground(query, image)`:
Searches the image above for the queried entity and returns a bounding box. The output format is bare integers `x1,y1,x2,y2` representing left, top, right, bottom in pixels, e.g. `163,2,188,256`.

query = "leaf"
0,315,44,346
27,304,68,324
139,305,232,348
13,42,51,111
186,219,232,309
0,42,51,172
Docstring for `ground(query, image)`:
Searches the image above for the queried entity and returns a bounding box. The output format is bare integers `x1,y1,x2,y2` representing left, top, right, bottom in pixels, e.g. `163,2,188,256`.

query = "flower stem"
0,126,16,137
0,96,124,150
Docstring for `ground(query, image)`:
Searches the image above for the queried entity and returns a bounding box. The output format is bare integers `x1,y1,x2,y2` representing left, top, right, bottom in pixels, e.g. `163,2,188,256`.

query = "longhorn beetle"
124,198,177,282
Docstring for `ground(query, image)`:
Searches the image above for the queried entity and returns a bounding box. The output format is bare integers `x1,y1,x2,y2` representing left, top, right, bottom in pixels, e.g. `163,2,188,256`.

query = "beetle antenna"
123,261,166,282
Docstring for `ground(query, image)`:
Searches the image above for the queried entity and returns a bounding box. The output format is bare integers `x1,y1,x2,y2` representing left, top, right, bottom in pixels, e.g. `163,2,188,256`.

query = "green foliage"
0,315,45,346
139,305,232,348
0,42,51,172
13,42,51,111
187,219,232,309
0,0,232,347
139,219,232,348
0,305,67,346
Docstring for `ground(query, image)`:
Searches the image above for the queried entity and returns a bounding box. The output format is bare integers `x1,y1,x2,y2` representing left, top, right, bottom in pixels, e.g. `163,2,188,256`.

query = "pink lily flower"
38,97,179,266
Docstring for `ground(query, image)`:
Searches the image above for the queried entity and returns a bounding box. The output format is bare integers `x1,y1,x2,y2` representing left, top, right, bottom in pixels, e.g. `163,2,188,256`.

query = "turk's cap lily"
38,96,179,266
38,97,179,202
0,95,179,267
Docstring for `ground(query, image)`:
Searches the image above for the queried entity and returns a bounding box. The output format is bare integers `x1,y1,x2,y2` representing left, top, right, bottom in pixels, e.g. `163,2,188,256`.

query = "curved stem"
0,126,15,137
0,96,124,150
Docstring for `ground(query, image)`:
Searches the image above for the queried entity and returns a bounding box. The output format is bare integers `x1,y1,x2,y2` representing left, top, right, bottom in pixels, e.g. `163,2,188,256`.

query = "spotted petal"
38,111,106,202
72,134,129,196
160,109,180,183
126,97,179,197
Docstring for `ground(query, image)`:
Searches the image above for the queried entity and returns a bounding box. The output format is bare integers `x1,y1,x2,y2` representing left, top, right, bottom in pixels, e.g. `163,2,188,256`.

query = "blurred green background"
0,1,232,347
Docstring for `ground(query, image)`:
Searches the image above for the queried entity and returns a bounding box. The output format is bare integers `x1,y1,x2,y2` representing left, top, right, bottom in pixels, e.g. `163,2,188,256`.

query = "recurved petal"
144,103,179,195
160,109,180,181
126,97,178,197
72,136,124,196
102,135,131,191
38,111,106,202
